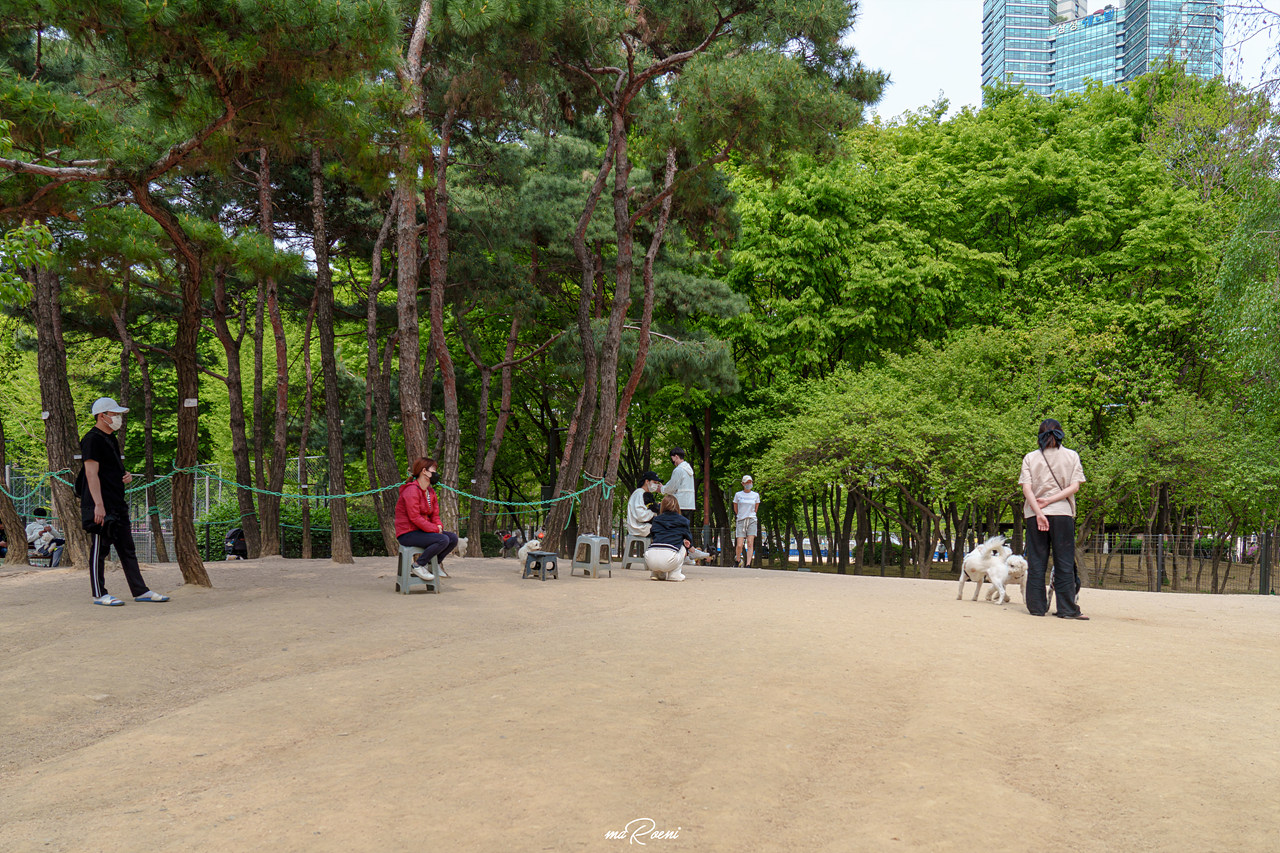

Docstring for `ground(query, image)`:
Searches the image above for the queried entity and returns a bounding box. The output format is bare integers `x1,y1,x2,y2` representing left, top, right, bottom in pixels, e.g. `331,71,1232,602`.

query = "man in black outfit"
80,397,169,606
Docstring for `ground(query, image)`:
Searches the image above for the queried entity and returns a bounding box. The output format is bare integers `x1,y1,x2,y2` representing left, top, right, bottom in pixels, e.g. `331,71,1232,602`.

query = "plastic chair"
396,545,441,594
571,534,612,578
622,534,650,570
522,550,559,581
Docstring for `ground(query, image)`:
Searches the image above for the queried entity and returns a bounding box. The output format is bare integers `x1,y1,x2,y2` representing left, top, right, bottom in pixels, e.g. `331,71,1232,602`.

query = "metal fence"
667,527,1276,595
4,464,226,563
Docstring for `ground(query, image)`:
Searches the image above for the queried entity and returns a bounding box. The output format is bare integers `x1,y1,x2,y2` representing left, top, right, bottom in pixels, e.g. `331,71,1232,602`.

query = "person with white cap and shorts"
732,475,761,568
78,398,169,606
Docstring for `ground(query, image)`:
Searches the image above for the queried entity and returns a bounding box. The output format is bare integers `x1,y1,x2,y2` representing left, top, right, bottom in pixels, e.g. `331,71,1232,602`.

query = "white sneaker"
411,564,435,581
688,547,710,561
668,570,686,582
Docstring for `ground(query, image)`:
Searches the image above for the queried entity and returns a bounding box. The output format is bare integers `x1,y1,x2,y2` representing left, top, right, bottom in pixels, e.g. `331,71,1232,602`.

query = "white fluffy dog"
957,535,1011,601
985,553,1028,605
516,532,545,566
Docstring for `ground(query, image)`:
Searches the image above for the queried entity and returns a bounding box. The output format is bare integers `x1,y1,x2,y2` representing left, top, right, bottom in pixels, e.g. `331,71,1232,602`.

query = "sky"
851,0,1279,122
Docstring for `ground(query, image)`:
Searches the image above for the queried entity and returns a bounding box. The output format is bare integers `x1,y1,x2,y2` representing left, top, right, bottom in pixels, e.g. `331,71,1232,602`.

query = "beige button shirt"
1019,446,1086,518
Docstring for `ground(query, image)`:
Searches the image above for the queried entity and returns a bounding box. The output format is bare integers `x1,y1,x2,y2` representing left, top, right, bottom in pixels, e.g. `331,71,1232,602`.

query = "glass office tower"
981,0,1224,98
1122,0,1224,80
982,0,1057,96
1052,6,1125,92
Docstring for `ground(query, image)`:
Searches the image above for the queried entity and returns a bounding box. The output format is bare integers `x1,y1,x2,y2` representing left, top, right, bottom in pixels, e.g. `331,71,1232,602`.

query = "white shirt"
26,520,59,544
733,490,760,521
665,461,696,511
626,487,655,536
1019,446,1086,518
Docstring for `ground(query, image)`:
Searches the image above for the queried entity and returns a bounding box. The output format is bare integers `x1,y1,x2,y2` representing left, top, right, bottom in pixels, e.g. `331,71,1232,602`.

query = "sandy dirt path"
2,555,1278,852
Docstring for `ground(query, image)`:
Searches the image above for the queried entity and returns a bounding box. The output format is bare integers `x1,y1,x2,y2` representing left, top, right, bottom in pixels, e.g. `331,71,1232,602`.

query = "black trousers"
1024,516,1082,617
397,530,458,566
89,521,151,599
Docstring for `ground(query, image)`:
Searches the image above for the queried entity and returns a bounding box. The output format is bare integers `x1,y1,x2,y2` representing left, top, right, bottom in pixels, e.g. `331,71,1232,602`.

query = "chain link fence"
3,464,226,563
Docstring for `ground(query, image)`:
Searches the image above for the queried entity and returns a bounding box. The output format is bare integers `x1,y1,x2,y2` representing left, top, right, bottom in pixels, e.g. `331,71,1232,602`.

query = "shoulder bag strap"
1039,448,1075,514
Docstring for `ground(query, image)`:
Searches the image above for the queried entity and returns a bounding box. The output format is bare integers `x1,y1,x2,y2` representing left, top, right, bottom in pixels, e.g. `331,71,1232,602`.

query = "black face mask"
429,471,440,486
1038,428,1065,450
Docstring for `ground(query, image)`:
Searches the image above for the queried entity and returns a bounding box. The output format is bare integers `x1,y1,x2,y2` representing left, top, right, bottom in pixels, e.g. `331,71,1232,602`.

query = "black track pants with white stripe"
88,523,150,600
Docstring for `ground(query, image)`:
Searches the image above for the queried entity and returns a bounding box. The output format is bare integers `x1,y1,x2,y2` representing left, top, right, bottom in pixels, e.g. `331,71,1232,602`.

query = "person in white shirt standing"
664,447,696,523
732,475,761,568
664,448,709,563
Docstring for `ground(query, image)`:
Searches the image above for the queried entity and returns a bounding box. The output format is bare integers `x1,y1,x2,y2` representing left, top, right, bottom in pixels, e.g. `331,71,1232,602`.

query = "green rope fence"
2,463,616,510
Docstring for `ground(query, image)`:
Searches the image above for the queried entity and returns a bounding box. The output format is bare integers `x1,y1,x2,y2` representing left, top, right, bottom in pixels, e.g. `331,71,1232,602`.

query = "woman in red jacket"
394,457,459,581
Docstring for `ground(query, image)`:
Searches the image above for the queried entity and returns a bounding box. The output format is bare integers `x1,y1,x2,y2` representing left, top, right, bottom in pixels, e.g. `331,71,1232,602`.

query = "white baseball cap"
91,397,130,416
742,475,753,483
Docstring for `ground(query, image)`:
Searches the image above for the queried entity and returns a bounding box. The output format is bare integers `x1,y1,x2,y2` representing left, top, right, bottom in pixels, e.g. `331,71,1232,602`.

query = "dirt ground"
2,554,1278,853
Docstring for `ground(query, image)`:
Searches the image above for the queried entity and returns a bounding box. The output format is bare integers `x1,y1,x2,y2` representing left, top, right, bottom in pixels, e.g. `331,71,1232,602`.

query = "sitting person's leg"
416,531,455,567
644,544,686,581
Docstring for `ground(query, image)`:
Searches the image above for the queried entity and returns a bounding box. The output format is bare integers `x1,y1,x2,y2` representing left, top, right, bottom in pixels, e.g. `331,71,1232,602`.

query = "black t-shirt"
80,427,128,516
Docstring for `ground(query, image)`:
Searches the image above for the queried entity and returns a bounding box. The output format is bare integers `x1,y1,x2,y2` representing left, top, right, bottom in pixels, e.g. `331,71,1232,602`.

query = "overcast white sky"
851,0,1278,121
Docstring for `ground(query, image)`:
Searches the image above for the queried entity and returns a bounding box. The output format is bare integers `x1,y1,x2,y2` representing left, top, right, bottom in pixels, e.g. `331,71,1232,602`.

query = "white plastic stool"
622,534,649,570
396,545,441,594
571,534,612,578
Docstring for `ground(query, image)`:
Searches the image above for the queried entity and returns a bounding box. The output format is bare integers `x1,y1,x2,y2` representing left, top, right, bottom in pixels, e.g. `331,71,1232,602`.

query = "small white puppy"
957,535,1011,601
986,553,1028,604
517,532,545,566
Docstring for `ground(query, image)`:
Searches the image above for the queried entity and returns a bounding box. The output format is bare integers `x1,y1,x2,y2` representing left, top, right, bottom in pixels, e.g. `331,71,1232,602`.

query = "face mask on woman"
429,471,440,486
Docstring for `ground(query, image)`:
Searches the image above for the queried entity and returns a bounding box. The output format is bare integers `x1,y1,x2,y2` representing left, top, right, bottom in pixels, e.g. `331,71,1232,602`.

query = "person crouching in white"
645,495,692,582
626,470,662,537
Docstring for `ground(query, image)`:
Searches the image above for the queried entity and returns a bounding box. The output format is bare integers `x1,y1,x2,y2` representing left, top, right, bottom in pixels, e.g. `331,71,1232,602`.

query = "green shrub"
480,531,503,557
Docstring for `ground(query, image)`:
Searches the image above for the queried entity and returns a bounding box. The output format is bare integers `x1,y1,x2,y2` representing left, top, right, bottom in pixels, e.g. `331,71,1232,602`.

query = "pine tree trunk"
542,138,616,555
210,265,262,558
129,183,209,586
465,317,521,557
0,411,28,566
364,207,399,555
30,266,88,570
596,147,678,543
255,148,287,558
578,111,637,536
298,297,318,560
393,0,433,462
311,150,352,563
426,111,461,534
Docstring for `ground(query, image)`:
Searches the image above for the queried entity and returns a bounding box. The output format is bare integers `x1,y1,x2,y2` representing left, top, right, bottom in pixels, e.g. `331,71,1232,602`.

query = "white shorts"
735,517,758,538
644,544,686,575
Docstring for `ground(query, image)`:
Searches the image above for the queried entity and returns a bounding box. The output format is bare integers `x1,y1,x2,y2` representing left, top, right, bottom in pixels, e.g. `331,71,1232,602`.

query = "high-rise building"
981,0,1224,98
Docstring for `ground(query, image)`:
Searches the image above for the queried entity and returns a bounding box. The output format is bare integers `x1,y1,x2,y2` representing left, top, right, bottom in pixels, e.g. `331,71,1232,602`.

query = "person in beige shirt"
1019,419,1088,620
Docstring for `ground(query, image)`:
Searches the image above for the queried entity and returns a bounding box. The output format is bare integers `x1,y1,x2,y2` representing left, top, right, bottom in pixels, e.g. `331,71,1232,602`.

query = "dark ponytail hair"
1038,419,1065,450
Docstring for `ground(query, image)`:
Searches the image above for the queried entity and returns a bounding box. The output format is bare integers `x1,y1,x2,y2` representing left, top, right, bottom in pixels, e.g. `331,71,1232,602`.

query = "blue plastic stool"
523,550,559,581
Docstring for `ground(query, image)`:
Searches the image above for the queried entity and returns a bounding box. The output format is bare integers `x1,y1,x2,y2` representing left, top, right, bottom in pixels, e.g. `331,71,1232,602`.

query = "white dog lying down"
957,535,1010,601
985,553,1028,605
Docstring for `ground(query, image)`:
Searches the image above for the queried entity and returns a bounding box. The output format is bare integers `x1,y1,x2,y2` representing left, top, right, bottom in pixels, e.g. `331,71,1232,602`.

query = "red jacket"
395,480,442,536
